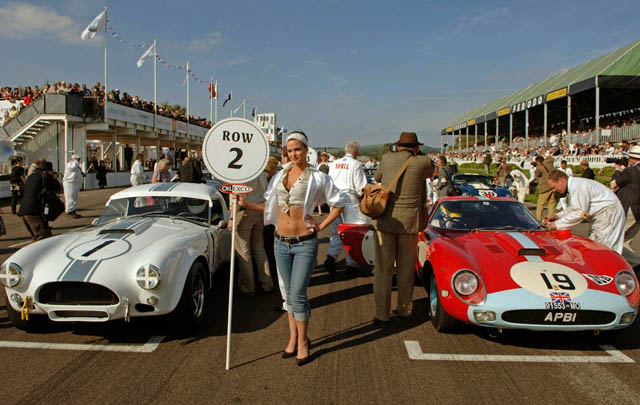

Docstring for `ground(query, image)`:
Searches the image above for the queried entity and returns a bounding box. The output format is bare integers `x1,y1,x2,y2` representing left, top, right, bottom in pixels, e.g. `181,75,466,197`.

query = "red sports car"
339,197,639,332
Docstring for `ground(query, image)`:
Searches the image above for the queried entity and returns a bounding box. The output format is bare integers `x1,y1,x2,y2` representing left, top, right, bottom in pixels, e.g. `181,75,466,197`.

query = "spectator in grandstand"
580,160,595,179
535,155,556,221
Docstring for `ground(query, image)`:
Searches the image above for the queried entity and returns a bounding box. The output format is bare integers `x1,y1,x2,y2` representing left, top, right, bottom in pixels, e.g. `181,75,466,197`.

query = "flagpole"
214,80,218,123
209,76,213,123
103,6,108,124
243,99,246,119
153,40,157,135
186,60,190,147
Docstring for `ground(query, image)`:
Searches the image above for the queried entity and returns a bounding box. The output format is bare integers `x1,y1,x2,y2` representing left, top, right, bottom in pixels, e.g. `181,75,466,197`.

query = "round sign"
219,184,254,195
202,118,269,183
510,261,588,298
306,147,318,167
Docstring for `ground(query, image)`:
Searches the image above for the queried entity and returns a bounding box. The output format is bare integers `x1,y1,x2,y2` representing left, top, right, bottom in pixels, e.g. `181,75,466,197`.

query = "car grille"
37,282,119,306
502,310,616,325
52,310,109,319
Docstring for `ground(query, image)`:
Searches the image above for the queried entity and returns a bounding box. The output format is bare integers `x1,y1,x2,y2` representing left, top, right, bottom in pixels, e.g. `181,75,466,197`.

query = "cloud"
226,57,248,67
0,3,85,44
186,31,223,52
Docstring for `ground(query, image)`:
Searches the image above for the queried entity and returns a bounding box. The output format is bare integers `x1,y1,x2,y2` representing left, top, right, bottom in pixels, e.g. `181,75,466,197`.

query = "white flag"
233,99,245,115
136,44,155,68
81,9,106,40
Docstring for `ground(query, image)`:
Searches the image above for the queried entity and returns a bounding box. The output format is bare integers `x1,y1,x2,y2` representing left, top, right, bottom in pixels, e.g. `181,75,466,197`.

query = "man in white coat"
556,160,573,211
325,141,368,276
509,169,529,203
130,154,144,186
63,154,84,218
546,170,625,254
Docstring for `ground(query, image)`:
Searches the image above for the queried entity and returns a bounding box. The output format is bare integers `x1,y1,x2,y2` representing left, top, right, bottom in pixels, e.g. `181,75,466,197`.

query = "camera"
606,157,629,166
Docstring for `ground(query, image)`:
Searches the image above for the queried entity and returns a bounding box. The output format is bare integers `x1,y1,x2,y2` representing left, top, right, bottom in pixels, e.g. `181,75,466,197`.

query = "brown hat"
395,132,423,146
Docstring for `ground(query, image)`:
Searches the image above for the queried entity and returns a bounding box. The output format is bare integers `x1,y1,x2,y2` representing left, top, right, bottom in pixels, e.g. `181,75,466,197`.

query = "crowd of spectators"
1,81,212,128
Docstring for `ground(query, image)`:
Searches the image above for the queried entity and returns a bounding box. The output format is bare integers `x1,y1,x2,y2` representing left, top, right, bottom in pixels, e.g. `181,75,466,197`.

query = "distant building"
255,112,282,155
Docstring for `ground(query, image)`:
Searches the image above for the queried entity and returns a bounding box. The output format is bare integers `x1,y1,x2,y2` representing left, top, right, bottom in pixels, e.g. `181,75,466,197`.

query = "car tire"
169,261,208,330
5,296,46,332
429,272,460,332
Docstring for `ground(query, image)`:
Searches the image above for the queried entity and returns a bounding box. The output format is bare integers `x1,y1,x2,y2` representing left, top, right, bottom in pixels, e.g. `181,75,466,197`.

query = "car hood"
434,229,628,295
62,217,195,255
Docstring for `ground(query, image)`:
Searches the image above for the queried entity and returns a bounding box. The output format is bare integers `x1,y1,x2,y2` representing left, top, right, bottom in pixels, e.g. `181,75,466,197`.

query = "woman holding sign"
239,131,345,366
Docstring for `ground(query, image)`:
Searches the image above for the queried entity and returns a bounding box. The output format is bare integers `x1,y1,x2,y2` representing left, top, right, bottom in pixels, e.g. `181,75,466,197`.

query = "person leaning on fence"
238,130,346,366
535,155,556,220
372,132,433,327
19,161,61,241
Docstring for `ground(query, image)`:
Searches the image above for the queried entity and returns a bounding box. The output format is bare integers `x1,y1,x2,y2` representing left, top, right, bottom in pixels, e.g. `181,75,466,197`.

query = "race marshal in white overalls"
62,154,84,218
325,141,368,276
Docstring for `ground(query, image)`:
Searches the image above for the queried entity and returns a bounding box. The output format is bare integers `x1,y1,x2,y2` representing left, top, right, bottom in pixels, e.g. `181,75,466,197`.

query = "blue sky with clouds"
1,0,639,147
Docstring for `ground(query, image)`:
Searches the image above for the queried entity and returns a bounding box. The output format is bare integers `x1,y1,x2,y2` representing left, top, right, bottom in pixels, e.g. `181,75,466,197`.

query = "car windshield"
453,175,493,187
429,200,541,231
95,196,210,225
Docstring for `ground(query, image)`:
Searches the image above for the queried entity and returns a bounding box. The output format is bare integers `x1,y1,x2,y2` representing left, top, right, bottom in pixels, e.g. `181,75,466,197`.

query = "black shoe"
372,317,391,328
345,266,359,276
282,347,297,359
324,256,336,276
296,355,311,366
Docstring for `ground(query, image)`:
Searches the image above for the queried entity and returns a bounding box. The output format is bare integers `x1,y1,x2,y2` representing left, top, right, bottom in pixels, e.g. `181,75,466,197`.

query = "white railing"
453,154,618,170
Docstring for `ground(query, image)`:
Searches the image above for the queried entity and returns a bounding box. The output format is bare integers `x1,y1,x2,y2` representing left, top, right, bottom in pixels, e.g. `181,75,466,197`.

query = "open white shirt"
263,163,347,227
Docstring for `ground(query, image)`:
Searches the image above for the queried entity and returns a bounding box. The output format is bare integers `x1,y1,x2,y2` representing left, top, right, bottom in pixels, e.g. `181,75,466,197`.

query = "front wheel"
168,262,208,330
5,295,47,332
429,273,461,332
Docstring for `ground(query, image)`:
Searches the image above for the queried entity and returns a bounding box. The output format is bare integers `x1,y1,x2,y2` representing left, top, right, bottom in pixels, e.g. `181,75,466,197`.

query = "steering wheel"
445,217,469,230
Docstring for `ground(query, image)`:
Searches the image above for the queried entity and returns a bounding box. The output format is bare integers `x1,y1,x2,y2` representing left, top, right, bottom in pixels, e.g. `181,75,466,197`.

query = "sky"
1,0,639,148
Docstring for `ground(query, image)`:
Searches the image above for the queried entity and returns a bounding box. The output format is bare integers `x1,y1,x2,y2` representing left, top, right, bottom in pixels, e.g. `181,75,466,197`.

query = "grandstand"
442,39,640,153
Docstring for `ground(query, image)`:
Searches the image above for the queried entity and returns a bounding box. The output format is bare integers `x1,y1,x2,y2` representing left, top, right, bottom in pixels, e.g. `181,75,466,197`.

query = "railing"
453,154,619,169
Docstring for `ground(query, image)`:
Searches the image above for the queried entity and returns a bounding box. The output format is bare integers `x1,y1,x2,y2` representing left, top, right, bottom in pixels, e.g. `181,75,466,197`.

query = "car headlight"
0,262,23,288
453,271,478,296
451,269,486,306
136,264,161,290
615,271,636,297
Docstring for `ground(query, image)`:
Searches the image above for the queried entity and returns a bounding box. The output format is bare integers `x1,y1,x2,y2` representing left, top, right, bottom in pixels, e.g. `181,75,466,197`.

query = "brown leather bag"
360,156,414,219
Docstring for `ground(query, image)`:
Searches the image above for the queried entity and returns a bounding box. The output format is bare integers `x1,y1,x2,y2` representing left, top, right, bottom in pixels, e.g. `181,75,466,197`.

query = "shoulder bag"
360,156,414,219
40,174,65,222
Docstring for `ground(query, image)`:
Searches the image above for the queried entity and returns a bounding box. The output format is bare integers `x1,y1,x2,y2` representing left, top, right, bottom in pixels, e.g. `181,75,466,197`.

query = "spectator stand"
440,39,640,155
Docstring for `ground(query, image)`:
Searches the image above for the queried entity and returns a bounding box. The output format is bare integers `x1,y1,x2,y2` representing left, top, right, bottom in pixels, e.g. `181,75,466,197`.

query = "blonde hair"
264,156,279,180
157,159,169,172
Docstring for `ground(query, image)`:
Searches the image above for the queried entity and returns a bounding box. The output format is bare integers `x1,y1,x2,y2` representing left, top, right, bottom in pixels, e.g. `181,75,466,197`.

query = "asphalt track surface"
1,187,640,404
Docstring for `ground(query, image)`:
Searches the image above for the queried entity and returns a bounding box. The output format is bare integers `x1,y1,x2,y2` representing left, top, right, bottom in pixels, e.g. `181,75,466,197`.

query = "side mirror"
218,220,228,229
91,218,99,226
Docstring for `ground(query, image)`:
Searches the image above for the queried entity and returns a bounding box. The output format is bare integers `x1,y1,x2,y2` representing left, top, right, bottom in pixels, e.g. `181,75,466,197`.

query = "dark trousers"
22,215,52,241
11,189,22,214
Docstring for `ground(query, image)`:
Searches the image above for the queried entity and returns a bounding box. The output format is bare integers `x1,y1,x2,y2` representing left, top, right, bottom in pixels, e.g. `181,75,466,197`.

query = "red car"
339,196,639,332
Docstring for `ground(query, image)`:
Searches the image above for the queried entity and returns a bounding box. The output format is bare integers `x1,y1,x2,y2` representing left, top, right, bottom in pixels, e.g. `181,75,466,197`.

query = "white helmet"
186,198,207,215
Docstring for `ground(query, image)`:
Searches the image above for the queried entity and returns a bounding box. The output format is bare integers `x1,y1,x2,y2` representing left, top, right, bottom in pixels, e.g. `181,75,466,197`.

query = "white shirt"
130,160,144,177
559,166,573,177
263,163,347,227
328,154,367,198
549,135,559,147
62,160,83,186
529,167,536,180
555,177,622,229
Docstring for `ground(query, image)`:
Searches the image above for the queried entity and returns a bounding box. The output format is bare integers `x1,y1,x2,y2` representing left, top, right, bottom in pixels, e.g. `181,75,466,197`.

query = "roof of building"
444,39,640,132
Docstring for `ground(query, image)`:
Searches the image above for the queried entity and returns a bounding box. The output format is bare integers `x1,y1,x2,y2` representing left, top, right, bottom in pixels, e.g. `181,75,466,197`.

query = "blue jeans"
274,237,318,321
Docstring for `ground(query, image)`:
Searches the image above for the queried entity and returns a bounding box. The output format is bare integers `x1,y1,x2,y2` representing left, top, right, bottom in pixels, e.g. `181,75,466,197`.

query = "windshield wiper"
482,225,531,231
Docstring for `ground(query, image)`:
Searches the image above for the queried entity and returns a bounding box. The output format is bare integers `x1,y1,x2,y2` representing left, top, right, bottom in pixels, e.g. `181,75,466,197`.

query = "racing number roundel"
202,118,269,183
510,261,588,298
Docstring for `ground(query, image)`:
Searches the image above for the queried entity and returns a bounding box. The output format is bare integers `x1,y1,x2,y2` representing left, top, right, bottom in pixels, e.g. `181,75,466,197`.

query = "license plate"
545,302,581,310
543,311,578,323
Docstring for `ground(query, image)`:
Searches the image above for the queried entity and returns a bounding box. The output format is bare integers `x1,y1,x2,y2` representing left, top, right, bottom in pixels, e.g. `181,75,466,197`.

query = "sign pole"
226,193,238,371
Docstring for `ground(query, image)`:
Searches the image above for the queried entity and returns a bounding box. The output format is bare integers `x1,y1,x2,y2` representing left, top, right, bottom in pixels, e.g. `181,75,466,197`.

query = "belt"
275,232,317,243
